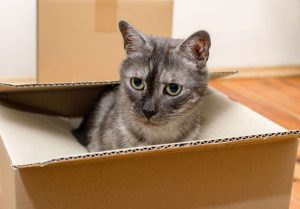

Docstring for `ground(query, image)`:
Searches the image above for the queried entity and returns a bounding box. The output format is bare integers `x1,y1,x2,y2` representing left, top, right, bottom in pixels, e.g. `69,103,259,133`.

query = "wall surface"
0,0,36,79
0,0,300,79
173,0,300,68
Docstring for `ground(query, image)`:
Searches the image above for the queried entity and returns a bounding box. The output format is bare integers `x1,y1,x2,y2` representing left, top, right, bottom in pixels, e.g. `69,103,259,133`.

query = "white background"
173,0,300,68
0,0,299,79
0,0,36,79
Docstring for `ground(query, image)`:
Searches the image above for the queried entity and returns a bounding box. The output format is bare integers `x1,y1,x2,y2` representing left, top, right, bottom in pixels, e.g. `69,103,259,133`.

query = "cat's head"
118,20,210,126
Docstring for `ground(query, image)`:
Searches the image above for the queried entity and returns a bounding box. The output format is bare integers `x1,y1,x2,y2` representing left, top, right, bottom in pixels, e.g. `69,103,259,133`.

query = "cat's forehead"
148,38,194,70
122,36,201,85
148,37,180,64
123,39,180,75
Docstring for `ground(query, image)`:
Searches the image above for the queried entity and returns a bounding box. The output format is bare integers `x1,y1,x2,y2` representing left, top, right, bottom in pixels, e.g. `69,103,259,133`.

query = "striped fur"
73,21,211,152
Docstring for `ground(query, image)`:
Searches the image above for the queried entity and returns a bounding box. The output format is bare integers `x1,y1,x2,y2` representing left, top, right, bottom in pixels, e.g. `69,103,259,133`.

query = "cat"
73,20,211,152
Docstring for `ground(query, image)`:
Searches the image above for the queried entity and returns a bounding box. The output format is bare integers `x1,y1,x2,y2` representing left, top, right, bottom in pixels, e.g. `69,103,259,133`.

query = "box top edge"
12,129,299,169
0,71,237,90
0,80,120,88
208,70,238,80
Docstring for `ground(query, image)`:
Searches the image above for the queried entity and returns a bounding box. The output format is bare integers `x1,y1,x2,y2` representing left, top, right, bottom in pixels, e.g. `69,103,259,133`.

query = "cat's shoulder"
95,86,118,109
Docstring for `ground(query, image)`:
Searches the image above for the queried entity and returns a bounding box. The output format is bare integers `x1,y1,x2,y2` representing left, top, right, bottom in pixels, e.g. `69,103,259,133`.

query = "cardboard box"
0,72,299,209
38,0,173,82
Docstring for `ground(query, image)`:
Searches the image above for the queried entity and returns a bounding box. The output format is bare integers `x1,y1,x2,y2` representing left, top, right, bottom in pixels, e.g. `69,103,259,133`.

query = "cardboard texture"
38,0,173,82
0,73,299,209
0,137,15,209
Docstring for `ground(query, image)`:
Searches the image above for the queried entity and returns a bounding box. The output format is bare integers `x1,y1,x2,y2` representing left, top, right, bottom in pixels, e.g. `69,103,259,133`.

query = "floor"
210,76,300,209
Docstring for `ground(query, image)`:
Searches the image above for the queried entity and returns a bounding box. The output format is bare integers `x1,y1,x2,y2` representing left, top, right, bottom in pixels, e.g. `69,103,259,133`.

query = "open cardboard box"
0,72,299,209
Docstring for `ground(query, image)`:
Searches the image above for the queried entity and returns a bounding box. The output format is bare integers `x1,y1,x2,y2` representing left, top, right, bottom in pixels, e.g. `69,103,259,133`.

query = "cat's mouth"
143,118,171,127
144,120,160,127
135,114,169,126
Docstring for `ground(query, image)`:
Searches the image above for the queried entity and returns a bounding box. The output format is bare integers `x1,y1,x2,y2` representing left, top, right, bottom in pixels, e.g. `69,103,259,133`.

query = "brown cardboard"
95,0,118,32
11,136,300,209
0,136,15,209
0,75,299,209
38,0,173,82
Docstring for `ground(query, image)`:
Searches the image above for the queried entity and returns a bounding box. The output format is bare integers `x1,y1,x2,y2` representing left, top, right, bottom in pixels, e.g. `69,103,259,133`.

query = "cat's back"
73,87,118,147
92,88,117,129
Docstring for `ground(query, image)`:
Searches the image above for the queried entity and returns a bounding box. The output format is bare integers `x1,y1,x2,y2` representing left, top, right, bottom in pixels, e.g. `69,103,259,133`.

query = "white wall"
173,0,300,68
0,0,36,79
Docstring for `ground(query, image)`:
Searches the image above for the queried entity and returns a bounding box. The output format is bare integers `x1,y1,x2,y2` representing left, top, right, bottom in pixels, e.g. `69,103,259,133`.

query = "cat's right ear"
176,30,211,67
119,20,147,54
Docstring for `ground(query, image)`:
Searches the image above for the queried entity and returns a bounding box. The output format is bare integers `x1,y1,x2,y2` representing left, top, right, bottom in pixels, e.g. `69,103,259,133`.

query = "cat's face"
119,21,210,126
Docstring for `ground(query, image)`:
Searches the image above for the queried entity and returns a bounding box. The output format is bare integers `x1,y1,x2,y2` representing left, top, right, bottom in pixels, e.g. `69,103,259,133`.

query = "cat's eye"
165,83,182,96
130,77,145,90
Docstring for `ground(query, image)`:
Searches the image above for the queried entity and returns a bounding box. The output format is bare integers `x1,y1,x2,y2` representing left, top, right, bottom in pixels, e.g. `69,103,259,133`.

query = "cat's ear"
177,30,211,67
119,20,147,54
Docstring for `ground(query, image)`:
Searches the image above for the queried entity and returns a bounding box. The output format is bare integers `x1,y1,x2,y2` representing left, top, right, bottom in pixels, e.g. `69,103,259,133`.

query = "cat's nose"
142,98,156,119
142,109,156,119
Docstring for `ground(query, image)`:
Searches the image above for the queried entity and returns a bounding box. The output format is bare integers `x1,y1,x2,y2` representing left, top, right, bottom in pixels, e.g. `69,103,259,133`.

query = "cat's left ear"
177,30,211,67
119,20,148,54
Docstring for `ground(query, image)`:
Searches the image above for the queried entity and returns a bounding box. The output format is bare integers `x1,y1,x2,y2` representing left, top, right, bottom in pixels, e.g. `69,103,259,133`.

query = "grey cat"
73,20,211,152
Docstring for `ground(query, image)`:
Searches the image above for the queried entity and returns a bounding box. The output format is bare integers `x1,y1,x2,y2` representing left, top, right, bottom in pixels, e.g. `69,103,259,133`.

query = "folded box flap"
0,71,237,92
11,130,300,169
0,81,120,92
0,82,119,117
0,71,237,117
208,71,238,80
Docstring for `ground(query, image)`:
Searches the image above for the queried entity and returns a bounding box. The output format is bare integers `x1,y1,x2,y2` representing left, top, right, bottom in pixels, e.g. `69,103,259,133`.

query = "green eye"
165,83,182,96
130,77,145,90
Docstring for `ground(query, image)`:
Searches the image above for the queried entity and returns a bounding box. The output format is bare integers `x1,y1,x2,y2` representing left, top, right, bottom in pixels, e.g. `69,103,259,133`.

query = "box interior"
0,84,290,167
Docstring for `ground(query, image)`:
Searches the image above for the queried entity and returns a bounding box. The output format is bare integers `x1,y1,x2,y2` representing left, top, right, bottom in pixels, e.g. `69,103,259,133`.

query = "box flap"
0,71,237,117
0,104,87,167
0,81,120,92
14,136,298,209
0,85,114,117
0,71,237,91
208,70,238,80
0,88,298,168
13,130,300,169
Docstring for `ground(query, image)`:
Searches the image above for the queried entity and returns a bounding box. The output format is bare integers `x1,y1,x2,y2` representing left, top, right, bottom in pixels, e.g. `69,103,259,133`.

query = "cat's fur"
73,20,211,152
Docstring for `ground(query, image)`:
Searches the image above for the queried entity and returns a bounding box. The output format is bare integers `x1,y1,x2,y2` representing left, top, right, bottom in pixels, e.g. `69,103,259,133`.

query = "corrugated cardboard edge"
0,81,120,89
0,71,238,90
12,130,300,169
